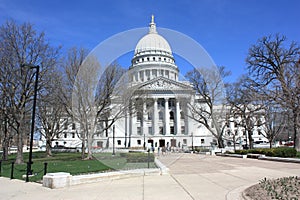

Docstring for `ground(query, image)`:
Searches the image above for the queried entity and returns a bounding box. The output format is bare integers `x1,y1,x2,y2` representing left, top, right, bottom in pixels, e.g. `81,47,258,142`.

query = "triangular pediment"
137,76,194,91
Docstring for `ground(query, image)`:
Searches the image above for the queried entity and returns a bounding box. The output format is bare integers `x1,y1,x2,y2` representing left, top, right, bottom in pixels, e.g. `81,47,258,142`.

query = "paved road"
1,154,300,200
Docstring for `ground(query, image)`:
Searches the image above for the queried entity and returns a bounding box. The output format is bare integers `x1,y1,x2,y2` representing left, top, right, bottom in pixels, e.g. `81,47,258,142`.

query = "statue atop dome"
149,15,157,34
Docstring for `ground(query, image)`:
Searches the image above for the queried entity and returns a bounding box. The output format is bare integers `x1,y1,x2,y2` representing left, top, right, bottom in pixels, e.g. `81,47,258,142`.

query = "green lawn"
0,152,111,182
0,151,157,182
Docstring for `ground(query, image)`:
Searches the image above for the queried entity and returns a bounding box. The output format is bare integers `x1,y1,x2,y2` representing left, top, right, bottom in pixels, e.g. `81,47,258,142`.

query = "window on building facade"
183,139,187,145
201,139,205,144
147,112,152,120
181,126,185,134
64,121,68,130
160,69,163,76
168,98,174,107
152,69,157,77
137,112,142,121
72,133,75,138
148,127,152,135
72,123,76,130
137,140,141,145
64,133,67,138
137,127,142,135
158,99,165,108
180,112,185,119
117,140,121,145
169,111,174,120
159,127,164,135
159,111,163,120
170,126,174,134
165,70,169,78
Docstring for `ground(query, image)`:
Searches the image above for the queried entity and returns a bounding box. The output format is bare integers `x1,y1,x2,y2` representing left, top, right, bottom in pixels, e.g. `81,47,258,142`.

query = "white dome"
134,33,172,54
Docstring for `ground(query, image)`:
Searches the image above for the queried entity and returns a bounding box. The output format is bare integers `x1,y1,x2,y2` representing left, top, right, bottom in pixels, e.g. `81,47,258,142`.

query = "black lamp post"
22,64,40,182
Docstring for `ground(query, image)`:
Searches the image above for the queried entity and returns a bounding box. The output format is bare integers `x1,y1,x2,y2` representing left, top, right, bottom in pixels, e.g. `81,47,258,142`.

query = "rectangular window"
181,126,185,134
137,127,142,135
201,139,205,144
117,140,121,145
64,133,67,138
170,126,174,134
183,139,187,145
72,133,75,138
159,127,164,135
64,121,68,130
148,127,152,135
148,112,152,120
72,123,76,130
137,140,141,145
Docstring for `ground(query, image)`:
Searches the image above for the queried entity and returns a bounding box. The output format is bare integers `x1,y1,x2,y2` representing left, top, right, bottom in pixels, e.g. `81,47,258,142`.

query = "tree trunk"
15,111,25,164
217,137,224,148
81,141,86,160
15,130,24,164
293,112,299,151
46,136,52,157
248,131,254,149
2,117,9,161
2,138,9,161
233,135,236,152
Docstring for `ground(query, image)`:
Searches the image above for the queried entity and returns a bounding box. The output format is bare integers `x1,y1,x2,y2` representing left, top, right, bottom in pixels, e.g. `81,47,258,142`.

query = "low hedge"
234,147,297,158
120,152,154,163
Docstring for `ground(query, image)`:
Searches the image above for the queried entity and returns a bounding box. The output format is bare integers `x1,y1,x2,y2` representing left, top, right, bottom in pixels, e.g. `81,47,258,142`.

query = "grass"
0,152,111,182
0,151,157,182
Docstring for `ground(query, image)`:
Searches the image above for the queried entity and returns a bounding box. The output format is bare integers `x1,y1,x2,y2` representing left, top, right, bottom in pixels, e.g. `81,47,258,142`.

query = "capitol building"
92,16,213,150
51,16,268,151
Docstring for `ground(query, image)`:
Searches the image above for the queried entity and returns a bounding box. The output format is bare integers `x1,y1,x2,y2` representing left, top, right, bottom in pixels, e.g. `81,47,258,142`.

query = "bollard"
10,162,14,179
44,162,48,175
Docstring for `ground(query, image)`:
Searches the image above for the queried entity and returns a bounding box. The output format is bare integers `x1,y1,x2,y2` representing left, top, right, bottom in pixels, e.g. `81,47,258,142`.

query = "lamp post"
22,64,40,182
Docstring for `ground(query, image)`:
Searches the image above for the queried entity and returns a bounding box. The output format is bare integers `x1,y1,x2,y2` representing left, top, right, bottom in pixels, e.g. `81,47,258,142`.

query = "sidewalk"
1,154,300,200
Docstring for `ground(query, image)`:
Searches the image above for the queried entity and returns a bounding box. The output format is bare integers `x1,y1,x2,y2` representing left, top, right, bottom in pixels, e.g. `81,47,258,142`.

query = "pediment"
138,77,193,91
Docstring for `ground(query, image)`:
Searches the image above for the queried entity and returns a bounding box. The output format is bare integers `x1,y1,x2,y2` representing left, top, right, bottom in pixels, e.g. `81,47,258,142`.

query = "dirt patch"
244,177,300,200
244,184,273,200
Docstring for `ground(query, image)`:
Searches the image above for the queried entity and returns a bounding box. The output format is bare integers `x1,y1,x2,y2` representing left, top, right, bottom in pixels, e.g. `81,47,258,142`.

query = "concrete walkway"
1,154,300,200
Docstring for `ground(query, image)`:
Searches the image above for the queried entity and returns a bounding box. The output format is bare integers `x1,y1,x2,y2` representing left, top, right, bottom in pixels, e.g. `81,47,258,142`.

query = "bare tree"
62,47,131,159
0,20,60,163
227,76,265,149
246,34,300,150
62,47,95,159
185,66,230,148
37,69,66,157
261,103,286,148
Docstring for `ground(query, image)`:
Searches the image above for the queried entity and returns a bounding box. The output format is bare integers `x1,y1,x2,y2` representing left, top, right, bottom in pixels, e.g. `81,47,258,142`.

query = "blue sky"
0,0,299,81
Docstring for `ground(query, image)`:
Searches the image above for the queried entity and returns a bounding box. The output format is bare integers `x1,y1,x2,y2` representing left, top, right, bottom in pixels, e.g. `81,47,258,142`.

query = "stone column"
185,99,190,135
164,98,170,135
143,100,147,136
176,99,181,135
153,98,158,135
129,104,133,147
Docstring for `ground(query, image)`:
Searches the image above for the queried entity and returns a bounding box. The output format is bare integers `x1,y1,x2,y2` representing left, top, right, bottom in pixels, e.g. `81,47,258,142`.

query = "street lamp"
21,64,40,182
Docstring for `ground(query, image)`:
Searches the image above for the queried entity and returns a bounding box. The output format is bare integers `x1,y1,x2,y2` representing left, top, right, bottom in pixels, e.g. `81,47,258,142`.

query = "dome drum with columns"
93,16,213,150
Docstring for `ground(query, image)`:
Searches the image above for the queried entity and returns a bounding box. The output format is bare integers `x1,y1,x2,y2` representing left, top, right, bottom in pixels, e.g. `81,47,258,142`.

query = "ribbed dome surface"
134,33,172,54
